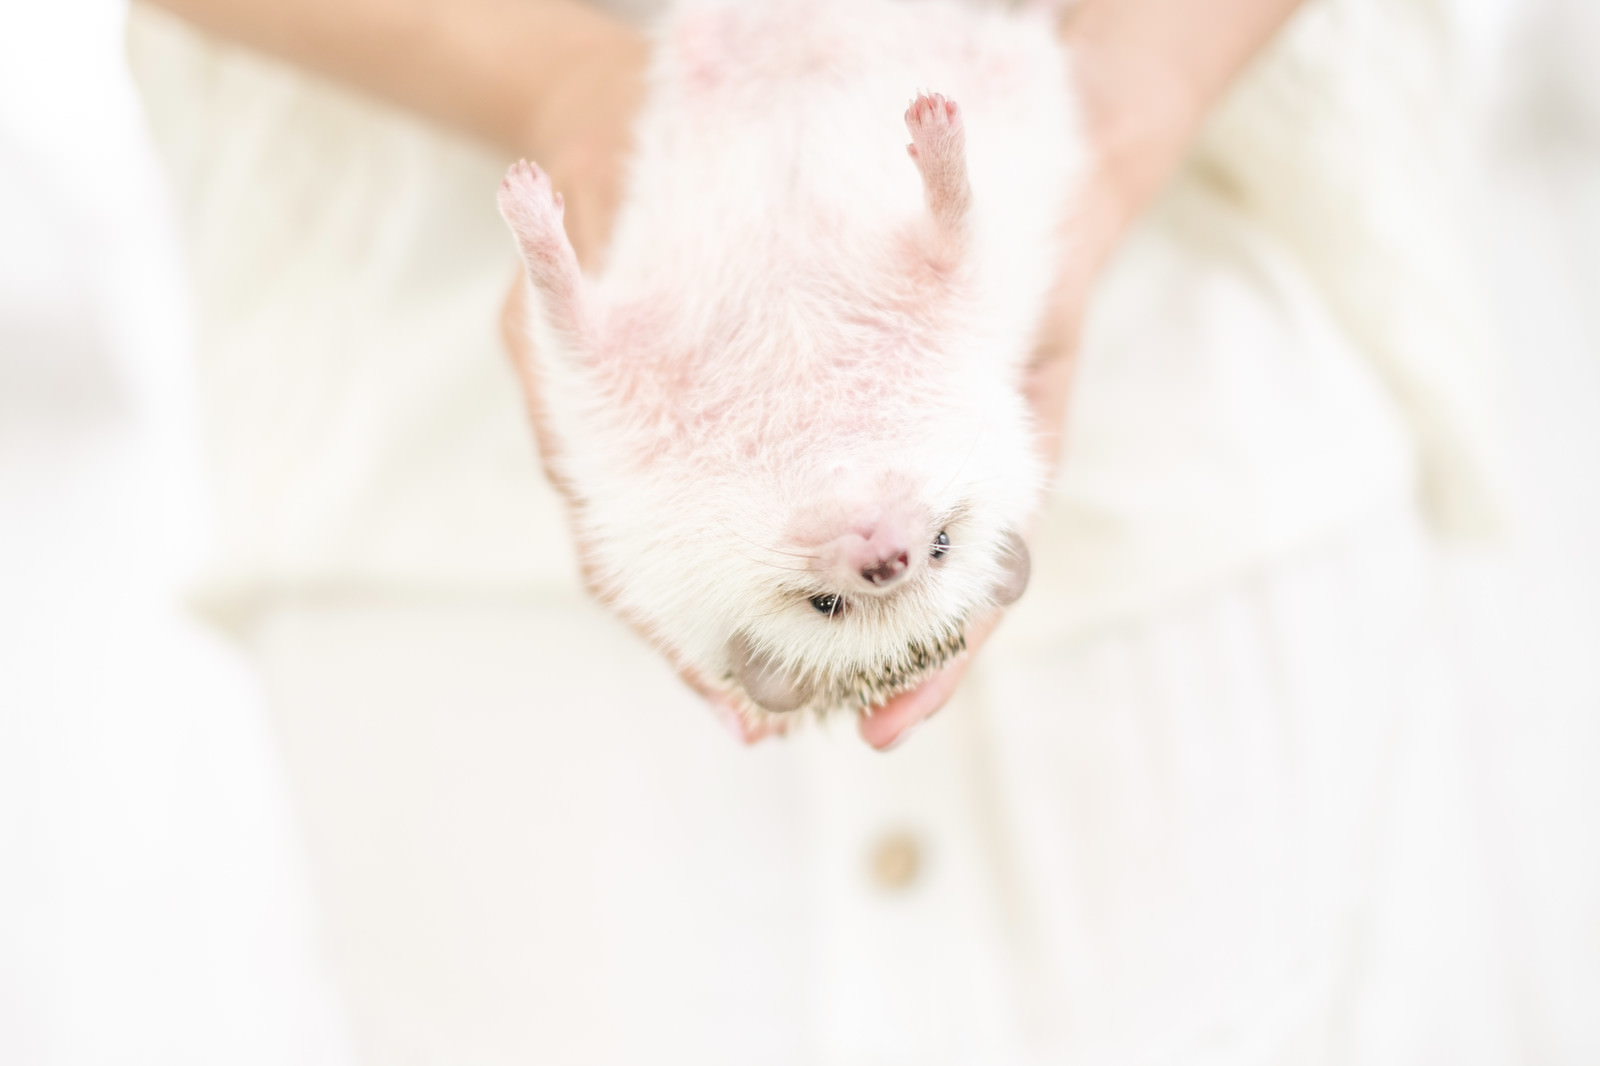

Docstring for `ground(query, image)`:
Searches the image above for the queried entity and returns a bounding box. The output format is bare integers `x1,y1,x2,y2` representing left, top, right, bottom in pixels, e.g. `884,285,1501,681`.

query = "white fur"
505,0,1081,718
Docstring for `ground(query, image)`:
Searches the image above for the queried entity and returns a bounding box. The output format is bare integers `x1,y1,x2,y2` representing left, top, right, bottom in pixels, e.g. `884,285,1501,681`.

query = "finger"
858,657,970,750
858,609,1002,751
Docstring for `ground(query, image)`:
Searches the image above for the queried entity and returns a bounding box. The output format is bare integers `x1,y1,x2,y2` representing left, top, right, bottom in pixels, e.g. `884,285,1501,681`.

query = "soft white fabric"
1195,0,1509,536
0,4,349,1063
248,501,1522,1065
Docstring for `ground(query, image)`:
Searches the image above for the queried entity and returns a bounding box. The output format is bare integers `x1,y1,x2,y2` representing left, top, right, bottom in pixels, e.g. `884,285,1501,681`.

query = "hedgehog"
498,0,1079,725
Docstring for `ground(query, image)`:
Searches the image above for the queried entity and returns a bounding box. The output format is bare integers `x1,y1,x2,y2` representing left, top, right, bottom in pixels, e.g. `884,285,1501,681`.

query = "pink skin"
858,660,962,748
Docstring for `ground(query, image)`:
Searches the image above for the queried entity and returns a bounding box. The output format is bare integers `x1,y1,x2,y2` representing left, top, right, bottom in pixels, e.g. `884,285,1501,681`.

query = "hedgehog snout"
830,524,914,593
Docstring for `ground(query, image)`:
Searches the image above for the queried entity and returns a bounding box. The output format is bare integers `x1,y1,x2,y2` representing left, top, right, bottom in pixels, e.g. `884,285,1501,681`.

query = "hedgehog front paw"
903,92,970,232
497,160,586,336
498,160,567,255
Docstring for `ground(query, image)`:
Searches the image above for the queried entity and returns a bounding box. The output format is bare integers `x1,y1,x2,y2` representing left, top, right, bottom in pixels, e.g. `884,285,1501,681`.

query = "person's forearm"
144,0,1298,214
139,0,644,159
1060,0,1306,260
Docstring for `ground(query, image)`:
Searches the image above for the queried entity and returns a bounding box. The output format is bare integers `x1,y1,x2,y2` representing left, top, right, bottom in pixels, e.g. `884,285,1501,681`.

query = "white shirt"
0,4,348,1062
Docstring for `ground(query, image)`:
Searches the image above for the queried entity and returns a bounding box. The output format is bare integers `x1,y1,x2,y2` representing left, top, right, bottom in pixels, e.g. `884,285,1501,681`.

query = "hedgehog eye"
930,530,951,559
810,593,844,617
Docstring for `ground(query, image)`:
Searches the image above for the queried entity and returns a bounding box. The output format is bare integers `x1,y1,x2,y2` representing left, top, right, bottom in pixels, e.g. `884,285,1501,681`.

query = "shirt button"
868,830,922,891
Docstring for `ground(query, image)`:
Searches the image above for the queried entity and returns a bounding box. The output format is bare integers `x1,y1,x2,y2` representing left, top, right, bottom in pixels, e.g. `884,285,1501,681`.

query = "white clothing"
0,3,349,1063
249,501,1522,1065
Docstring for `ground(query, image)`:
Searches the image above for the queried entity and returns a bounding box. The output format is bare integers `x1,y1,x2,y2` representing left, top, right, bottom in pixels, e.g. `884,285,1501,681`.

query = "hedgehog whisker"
720,542,816,575
713,519,819,562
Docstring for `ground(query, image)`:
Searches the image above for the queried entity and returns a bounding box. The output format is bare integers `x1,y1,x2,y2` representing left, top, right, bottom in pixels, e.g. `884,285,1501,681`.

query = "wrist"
1059,7,1207,256
519,20,650,163
514,21,649,268
1059,0,1307,235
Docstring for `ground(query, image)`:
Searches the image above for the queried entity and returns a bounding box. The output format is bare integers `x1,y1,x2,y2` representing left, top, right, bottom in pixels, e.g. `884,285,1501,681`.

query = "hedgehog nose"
862,551,911,588
824,520,915,593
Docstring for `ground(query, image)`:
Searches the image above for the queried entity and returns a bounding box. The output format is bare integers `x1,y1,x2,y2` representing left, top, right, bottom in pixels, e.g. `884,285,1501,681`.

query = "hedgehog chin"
726,619,969,717
827,623,968,711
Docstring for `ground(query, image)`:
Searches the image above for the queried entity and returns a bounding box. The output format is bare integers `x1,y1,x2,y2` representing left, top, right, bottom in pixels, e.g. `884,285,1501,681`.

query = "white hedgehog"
499,0,1080,723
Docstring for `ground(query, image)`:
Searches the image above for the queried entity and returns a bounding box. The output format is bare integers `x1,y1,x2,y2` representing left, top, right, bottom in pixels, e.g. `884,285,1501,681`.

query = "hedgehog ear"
727,633,812,714
991,531,1031,606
